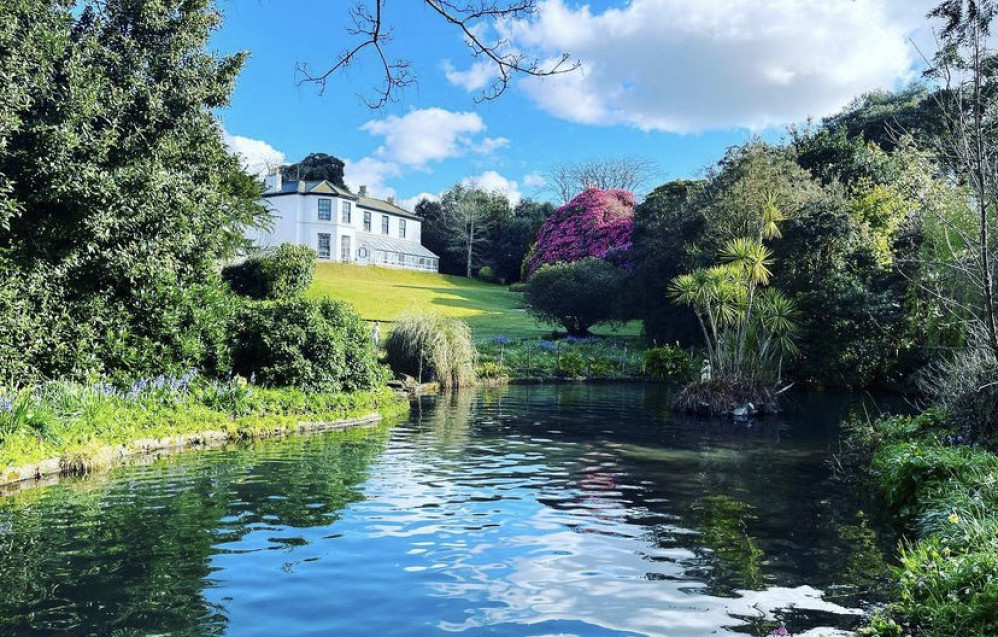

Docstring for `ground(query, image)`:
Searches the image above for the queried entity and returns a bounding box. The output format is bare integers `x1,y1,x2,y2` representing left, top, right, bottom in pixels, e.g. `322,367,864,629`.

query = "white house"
249,171,439,272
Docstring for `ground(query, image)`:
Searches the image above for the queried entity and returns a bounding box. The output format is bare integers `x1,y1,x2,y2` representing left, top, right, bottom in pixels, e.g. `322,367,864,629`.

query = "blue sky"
213,0,937,207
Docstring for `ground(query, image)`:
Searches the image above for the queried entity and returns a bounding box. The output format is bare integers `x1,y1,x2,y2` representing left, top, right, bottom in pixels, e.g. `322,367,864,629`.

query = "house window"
317,233,331,259
342,201,352,224
340,235,351,262
399,219,407,239
363,211,371,232
381,215,389,234
318,198,332,221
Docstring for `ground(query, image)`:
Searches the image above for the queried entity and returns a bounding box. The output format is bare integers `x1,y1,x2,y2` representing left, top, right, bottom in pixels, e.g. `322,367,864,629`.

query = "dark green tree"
524,258,626,336
281,152,347,188
0,0,267,383
485,198,553,283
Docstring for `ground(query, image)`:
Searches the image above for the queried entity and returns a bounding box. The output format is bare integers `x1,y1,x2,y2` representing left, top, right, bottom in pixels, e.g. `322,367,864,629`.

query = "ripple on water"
0,385,892,637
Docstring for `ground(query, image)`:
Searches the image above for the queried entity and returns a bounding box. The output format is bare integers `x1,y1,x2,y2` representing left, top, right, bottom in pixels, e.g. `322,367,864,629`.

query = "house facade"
249,171,439,272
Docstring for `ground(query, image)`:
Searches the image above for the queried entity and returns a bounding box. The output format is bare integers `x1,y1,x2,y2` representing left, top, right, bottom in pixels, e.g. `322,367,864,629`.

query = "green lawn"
307,263,642,342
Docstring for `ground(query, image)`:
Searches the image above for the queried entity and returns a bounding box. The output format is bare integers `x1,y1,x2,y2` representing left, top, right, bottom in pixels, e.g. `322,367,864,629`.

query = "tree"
434,184,511,278
281,153,347,188
0,0,268,383
297,0,579,107
922,0,998,358
670,226,799,385
524,258,626,336
485,199,553,283
526,188,635,276
821,84,947,152
544,157,658,203
629,179,707,344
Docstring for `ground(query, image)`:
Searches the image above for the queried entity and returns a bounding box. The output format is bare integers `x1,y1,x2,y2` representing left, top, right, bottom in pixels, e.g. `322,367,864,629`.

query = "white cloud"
223,130,286,177
442,60,494,92
523,171,547,188
361,107,507,167
505,0,937,133
342,157,402,199
463,170,522,206
399,191,440,212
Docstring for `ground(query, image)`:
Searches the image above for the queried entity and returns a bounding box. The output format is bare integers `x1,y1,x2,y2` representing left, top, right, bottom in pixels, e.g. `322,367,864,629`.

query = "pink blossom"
527,188,636,275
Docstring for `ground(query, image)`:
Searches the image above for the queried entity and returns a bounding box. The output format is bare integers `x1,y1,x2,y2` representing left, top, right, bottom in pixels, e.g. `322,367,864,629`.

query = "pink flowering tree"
526,188,635,276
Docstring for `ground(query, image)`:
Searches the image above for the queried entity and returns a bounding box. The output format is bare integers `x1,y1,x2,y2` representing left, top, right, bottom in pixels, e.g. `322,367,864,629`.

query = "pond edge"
0,410,398,497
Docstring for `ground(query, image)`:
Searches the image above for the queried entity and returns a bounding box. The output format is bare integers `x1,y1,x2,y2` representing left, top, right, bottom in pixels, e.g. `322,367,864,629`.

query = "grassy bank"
853,411,998,637
0,372,408,483
307,263,641,342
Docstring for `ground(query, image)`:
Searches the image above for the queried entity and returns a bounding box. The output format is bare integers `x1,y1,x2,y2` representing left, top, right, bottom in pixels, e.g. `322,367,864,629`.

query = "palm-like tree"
670,199,797,384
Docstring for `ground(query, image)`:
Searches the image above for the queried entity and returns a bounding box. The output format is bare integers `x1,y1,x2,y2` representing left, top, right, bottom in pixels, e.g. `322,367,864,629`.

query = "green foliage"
671,229,799,385
476,265,497,283
821,84,946,152
863,410,998,637
281,153,346,188
0,376,404,473
231,298,388,392
556,350,585,377
643,345,693,379
920,347,998,445
384,312,477,388
223,244,316,300
0,0,268,384
476,336,644,381
488,199,553,283
524,258,627,336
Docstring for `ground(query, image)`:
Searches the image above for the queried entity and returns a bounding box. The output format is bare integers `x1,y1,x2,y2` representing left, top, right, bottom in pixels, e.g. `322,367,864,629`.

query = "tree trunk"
971,32,998,358
466,218,475,278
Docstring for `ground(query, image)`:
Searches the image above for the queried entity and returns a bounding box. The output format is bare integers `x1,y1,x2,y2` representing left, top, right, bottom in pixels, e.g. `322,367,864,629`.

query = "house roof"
264,179,421,221
357,234,439,259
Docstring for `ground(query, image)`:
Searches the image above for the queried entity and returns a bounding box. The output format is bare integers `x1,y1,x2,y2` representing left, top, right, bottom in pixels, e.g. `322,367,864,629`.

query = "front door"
340,235,351,262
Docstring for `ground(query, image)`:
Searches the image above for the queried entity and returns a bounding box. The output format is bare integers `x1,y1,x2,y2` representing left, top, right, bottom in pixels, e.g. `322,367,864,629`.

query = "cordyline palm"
720,237,773,371
747,288,799,382
670,197,797,384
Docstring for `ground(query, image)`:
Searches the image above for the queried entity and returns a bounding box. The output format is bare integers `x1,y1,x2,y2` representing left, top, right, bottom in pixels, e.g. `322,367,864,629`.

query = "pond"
0,384,896,637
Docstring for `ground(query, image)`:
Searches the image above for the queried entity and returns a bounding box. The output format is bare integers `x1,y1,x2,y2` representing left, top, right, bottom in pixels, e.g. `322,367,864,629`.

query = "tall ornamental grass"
384,312,476,388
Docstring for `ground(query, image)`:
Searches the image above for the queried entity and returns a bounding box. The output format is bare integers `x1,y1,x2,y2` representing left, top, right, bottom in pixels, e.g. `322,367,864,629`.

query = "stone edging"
0,412,386,497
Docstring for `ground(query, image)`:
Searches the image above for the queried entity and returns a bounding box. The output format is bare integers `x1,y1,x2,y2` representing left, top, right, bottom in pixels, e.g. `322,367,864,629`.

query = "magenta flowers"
527,188,635,275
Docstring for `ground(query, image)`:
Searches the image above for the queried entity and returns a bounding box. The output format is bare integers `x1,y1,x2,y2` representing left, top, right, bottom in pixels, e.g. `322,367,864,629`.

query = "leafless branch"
297,0,578,108
544,156,660,203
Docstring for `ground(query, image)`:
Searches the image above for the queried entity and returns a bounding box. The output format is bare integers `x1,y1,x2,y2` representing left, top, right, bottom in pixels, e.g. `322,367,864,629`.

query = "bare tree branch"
297,0,578,108
544,156,660,203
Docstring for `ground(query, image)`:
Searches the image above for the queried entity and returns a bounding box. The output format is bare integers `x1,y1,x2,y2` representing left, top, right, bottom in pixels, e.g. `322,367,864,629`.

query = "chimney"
387,195,396,205
263,167,282,194
359,185,368,196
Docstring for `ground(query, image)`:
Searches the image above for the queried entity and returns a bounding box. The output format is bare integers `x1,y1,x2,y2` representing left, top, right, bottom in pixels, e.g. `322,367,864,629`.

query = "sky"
213,0,940,209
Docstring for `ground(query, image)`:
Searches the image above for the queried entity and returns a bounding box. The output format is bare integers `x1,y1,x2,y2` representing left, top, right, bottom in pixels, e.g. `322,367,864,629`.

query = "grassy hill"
307,263,641,342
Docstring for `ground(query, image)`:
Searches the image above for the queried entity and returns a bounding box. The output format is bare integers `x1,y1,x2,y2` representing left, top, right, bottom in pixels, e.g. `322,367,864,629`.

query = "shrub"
643,345,693,379
223,244,316,300
230,298,387,391
477,266,497,283
527,188,635,275
384,312,477,388
476,361,505,379
0,258,237,386
508,282,527,293
556,351,585,377
919,345,998,446
523,258,626,336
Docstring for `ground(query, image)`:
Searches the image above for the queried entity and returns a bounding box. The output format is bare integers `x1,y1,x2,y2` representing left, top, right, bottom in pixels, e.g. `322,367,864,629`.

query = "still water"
0,385,895,637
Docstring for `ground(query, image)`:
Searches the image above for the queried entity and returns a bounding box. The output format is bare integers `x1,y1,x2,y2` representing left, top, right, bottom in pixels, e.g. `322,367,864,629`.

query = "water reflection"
0,385,891,637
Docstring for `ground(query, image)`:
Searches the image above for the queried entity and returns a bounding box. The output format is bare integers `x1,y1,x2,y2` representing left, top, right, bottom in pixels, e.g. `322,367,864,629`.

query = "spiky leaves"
669,205,797,383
